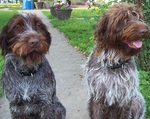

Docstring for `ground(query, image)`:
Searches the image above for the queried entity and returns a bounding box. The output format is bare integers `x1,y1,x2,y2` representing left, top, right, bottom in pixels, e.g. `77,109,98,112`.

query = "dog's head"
94,3,148,58
0,13,51,65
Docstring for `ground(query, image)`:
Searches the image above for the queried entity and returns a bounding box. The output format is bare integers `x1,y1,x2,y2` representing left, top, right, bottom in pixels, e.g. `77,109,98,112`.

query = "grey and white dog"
84,3,148,119
0,13,66,119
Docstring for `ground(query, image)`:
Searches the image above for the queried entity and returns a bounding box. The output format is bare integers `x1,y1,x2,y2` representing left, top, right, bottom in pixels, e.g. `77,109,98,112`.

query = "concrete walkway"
0,10,89,119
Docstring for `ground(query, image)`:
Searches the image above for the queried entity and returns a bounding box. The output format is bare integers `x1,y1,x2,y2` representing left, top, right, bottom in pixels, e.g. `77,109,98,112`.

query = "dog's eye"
15,25,21,30
132,11,137,17
36,23,41,27
131,11,140,20
34,23,42,30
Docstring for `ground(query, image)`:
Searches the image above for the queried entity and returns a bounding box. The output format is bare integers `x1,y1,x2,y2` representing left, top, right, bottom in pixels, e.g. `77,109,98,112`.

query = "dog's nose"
28,38,39,47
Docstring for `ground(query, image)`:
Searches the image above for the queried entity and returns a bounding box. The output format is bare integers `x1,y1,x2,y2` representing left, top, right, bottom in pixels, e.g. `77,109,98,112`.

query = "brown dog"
0,13,66,119
84,3,148,119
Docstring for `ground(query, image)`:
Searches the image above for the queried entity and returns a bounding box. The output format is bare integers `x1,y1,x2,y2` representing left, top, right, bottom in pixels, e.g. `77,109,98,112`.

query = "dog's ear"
98,15,109,36
0,25,10,56
94,14,109,55
96,14,109,37
45,30,51,47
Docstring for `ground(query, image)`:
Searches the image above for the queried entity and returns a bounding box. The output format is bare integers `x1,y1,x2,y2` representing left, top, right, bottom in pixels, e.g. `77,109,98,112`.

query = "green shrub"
60,5,67,10
139,1,150,72
136,34,150,71
139,70,150,118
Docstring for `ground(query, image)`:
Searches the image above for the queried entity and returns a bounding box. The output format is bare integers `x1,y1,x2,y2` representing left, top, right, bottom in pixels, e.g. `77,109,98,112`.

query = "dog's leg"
131,92,145,119
88,96,101,119
117,105,131,119
10,101,42,119
54,97,66,119
11,111,41,119
89,96,132,119
41,103,55,119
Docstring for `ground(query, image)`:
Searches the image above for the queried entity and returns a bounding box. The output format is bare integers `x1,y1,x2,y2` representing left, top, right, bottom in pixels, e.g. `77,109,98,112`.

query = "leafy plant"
136,34,150,71
143,0,150,25
139,70,150,118
60,5,67,10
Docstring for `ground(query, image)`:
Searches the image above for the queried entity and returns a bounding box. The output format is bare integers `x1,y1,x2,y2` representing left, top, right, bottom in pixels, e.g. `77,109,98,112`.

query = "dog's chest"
5,72,55,104
85,52,139,106
17,76,53,101
2,57,55,103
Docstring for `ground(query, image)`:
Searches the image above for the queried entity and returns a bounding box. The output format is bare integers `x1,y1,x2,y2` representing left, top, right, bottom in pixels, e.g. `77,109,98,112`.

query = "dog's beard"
12,38,49,65
23,52,44,65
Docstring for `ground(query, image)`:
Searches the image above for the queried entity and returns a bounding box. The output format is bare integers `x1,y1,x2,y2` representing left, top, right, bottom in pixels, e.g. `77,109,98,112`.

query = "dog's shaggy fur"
0,13,66,119
84,3,148,119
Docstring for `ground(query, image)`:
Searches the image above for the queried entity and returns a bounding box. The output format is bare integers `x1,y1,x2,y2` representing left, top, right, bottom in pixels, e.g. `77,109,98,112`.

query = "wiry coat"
0,13,66,119
2,54,66,119
85,50,145,119
84,3,148,119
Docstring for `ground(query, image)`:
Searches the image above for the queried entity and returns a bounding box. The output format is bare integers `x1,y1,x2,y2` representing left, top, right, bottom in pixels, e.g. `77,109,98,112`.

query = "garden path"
0,10,89,119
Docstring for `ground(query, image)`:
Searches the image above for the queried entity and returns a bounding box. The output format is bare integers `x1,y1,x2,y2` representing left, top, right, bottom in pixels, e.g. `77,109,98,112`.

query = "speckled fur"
85,50,145,119
84,3,148,119
0,13,66,119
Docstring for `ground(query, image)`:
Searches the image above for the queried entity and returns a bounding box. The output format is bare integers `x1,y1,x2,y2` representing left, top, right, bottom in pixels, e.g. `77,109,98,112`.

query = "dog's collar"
20,70,36,76
107,59,129,69
19,64,42,76
103,50,130,69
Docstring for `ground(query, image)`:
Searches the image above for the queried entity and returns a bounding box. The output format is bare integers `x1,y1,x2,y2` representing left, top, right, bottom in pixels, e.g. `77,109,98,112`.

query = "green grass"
70,8,106,18
0,3,21,10
0,10,18,97
42,8,150,118
0,10,18,31
42,8,105,55
51,19,94,54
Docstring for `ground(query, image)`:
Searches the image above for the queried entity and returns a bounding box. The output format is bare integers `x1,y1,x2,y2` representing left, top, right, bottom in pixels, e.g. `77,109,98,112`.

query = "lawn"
0,3,21,10
42,8,150,118
42,8,106,55
0,10,18,31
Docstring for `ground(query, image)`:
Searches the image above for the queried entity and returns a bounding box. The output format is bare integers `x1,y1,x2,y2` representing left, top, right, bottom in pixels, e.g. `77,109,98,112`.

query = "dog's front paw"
55,102,66,119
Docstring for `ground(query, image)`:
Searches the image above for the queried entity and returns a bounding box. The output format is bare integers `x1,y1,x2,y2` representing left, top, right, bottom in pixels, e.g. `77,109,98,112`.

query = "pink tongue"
132,40,142,48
